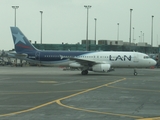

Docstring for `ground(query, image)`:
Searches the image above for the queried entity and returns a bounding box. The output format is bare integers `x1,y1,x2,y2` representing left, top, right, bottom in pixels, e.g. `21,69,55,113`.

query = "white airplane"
10,27,157,75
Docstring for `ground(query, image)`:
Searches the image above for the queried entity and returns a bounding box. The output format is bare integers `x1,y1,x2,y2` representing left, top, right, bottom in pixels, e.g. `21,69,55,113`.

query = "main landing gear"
81,69,138,76
134,69,138,76
81,70,88,75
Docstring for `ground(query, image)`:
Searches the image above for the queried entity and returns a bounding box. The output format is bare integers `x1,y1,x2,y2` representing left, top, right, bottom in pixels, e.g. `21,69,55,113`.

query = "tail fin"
10,27,38,53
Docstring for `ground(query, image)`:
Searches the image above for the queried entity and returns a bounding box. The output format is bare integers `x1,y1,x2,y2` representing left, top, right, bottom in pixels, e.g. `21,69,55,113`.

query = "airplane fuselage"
10,27,157,75
23,51,155,68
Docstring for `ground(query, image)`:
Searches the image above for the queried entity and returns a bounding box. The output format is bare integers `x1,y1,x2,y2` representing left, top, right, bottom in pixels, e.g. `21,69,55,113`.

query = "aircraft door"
35,51,40,61
133,53,139,63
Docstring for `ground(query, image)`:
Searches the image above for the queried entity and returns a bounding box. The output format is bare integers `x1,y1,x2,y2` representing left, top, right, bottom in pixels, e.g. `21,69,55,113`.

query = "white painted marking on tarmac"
38,81,57,84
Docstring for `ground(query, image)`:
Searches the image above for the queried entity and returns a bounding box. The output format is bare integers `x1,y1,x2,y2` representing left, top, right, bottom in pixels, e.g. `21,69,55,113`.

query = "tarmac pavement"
0,66,160,120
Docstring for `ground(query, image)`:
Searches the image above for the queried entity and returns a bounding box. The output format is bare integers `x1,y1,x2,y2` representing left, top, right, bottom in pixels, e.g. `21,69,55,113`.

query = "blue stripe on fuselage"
26,50,94,62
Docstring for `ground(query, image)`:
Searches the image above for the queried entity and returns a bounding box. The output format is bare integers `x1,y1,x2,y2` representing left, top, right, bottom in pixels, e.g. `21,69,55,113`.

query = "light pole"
143,33,144,42
84,5,92,51
132,27,135,43
141,31,142,42
94,18,97,44
12,6,19,27
117,23,119,40
151,15,154,46
40,11,43,44
129,9,133,45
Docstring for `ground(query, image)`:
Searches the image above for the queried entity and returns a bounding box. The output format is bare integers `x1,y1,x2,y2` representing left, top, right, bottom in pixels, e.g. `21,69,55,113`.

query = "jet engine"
69,62,82,67
92,64,111,72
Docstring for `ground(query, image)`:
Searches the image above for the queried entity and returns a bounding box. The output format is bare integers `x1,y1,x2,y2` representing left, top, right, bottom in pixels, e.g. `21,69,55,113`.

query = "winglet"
10,27,38,53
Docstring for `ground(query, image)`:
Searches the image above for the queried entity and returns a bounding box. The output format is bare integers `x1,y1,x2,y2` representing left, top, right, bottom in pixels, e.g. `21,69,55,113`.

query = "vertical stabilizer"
10,27,38,53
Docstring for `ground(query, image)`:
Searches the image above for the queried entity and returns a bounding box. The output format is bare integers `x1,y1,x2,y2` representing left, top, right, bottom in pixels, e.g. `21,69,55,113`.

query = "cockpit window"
144,56,150,59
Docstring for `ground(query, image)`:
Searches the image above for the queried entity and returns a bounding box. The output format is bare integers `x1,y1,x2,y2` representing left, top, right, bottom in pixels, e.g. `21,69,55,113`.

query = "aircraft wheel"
134,72,138,76
81,70,88,75
134,69,138,76
85,70,88,75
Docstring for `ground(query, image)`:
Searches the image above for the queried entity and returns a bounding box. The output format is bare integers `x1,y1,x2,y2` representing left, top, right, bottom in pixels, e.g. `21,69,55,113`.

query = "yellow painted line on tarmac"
56,100,143,119
137,117,160,120
57,78,127,101
53,78,145,119
38,81,57,83
0,78,127,117
0,100,57,117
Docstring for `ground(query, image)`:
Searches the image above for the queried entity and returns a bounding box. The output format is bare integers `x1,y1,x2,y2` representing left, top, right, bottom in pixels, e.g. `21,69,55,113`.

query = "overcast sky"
1,0,160,50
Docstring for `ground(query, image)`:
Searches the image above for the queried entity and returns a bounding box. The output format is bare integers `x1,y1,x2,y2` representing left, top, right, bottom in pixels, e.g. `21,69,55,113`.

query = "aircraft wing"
69,57,108,66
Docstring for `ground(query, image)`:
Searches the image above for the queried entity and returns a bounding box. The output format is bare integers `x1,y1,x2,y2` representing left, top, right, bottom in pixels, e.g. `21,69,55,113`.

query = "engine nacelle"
69,62,82,67
92,64,111,72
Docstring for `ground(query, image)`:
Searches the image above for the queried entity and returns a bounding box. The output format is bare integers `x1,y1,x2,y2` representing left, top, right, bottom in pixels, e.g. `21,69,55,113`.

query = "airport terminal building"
33,39,159,54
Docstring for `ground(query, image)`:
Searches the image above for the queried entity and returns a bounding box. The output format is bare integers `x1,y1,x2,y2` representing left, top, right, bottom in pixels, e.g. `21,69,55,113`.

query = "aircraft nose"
151,59,157,66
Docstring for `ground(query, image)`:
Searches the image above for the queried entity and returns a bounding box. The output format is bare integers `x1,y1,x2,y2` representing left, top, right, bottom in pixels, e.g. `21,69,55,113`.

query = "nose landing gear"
134,69,138,76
